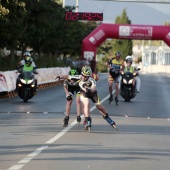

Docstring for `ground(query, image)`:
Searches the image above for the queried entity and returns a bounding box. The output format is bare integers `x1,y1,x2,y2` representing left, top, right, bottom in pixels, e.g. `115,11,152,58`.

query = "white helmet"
23,51,31,57
125,56,133,63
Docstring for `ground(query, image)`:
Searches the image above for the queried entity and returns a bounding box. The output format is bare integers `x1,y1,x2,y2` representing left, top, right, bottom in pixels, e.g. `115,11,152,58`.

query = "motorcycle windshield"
123,72,133,80
20,71,33,80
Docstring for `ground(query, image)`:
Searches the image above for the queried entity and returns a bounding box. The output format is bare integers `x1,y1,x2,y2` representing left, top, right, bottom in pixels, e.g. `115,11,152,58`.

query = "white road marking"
8,164,24,170
7,92,113,170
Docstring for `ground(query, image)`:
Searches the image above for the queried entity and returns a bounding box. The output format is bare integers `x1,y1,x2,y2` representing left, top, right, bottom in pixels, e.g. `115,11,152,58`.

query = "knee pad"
66,95,73,101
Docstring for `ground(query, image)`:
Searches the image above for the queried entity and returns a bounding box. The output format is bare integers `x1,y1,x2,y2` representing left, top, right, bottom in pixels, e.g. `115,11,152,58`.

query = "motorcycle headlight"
20,78,26,84
27,79,33,84
128,79,133,84
123,79,127,84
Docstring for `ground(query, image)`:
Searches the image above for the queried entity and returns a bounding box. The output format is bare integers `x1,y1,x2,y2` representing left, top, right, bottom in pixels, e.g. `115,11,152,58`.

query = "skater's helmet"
81,66,92,77
69,69,78,76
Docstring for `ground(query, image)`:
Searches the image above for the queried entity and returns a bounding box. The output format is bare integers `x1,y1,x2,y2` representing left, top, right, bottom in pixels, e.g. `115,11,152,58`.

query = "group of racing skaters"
56,65,117,130
17,51,139,130
56,51,140,130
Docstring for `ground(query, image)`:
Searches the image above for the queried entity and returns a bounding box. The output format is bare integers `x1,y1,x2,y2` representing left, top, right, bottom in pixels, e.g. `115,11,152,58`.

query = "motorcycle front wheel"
23,89,29,102
124,89,130,102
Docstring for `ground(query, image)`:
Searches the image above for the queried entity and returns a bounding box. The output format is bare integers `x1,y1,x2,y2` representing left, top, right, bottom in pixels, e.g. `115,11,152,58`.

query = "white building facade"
133,43,170,73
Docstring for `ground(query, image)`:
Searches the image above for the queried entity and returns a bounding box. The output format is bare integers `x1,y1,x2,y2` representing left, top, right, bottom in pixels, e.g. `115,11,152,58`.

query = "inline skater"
59,69,82,127
107,51,124,105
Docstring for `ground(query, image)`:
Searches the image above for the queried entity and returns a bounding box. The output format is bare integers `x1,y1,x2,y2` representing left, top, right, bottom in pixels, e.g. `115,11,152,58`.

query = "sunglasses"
81,74,89,78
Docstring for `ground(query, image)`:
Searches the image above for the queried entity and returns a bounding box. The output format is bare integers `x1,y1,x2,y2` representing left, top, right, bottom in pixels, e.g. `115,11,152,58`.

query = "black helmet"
115,51,121,57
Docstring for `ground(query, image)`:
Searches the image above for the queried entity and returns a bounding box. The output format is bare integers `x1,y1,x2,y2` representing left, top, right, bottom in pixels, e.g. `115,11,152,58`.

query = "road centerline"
7,92,112,170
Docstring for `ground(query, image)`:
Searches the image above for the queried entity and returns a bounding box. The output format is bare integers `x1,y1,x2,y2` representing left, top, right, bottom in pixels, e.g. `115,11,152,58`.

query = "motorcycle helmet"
25,56,32,66
69,69,78,76
125,56,133,63
23,51,31,57
81,66,92,77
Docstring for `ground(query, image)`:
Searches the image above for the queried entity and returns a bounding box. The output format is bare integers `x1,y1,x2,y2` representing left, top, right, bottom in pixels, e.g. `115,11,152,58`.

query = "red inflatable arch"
82,23,170,62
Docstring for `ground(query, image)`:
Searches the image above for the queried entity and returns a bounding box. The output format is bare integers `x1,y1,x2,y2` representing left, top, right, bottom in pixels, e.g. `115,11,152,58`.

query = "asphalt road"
0,73,170,170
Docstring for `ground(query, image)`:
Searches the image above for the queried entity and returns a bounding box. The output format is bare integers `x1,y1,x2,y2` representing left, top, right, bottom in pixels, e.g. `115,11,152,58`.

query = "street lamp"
62,0,79,11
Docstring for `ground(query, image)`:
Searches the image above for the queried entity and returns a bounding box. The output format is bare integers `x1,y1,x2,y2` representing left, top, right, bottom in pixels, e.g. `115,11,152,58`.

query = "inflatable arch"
82,23,170,61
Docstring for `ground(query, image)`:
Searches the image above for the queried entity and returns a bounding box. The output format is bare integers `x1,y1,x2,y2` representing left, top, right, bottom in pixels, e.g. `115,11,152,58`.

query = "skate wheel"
113,125,118,131
85,126,88,130
88,126,91,133
63,124,68,127
109,99,113,104
77,122,80,127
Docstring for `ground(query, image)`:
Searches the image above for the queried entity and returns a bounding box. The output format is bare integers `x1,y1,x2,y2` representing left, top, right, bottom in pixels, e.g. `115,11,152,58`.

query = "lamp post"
62,0,65,7
62,0,79,11
75,0,79,12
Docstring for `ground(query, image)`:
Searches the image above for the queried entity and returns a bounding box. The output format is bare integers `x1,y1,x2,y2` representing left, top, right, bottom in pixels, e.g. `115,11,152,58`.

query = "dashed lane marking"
7,92,114,170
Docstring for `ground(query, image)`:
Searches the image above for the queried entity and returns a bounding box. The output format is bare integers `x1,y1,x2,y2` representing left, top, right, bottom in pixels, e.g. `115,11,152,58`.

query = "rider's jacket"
23,65,34,72
124,66,135,73
20,60,36,67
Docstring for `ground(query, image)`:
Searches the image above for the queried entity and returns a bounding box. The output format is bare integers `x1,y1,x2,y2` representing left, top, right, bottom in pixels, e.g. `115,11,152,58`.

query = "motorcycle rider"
107,51,124,104
62,69,82,127
16,56,38,93
19,51,36,68
124,56,140,93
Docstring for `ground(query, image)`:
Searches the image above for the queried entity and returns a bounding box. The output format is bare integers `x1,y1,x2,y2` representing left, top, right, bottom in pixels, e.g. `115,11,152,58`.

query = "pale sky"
64,0,170,15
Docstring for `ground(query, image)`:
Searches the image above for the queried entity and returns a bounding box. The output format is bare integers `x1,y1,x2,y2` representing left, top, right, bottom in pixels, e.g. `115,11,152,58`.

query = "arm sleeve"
20,60,25,65
68,75,81,80
32,62,36,67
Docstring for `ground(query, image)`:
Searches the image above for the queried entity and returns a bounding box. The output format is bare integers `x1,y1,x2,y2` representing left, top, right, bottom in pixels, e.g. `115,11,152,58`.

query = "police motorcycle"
120,56,140,102
16,57,38,102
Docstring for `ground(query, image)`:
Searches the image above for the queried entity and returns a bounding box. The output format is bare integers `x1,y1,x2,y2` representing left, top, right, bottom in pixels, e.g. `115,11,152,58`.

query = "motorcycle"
16,66,38,102
120,68,140,102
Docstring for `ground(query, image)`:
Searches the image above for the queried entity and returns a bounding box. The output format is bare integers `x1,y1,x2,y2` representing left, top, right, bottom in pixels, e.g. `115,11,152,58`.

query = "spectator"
90,56,96,73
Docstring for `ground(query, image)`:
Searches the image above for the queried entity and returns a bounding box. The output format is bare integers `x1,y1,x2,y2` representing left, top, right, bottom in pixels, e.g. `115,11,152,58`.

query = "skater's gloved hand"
55,76,61,80
83,82,92,88
82,83,87,88
85,88,92,94
86,82,92,87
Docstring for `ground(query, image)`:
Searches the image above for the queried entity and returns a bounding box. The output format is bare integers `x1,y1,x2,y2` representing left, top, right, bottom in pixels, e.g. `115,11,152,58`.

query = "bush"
96,61,107,73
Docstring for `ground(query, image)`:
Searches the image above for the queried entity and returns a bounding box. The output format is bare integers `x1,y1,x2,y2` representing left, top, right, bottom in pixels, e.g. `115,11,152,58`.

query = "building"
133,43,170,73
142,45,170,66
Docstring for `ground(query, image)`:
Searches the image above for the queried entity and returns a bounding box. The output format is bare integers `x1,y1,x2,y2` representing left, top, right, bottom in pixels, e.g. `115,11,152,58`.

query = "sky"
64,0,170,15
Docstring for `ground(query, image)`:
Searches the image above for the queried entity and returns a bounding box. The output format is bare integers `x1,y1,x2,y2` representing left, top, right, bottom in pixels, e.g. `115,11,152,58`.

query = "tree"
113,9,133,60
97,9,133,72
0,0,98,70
